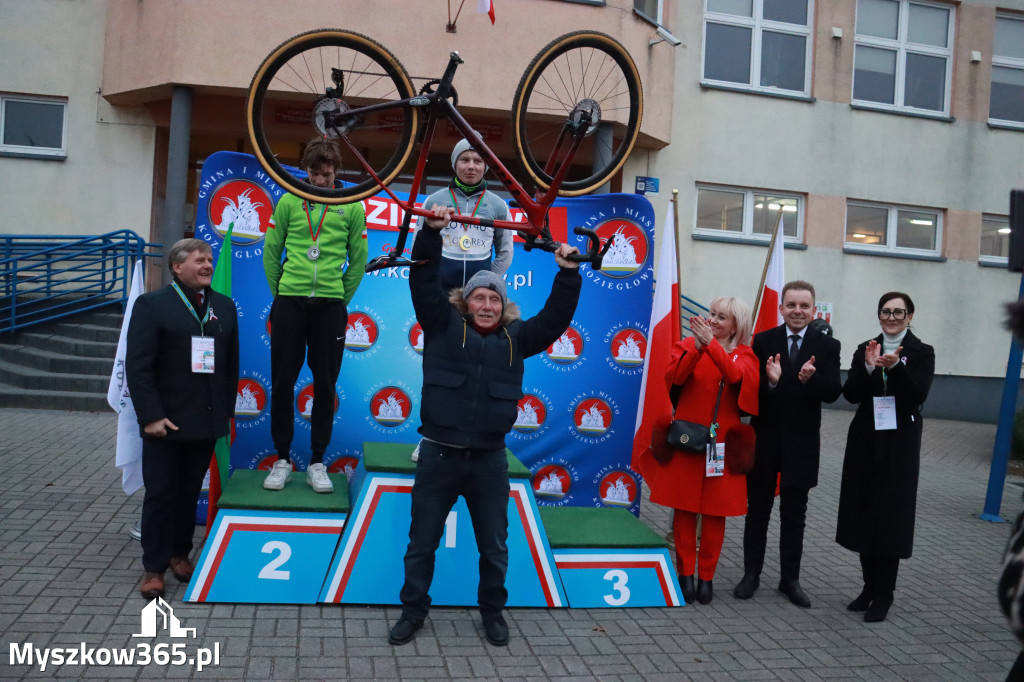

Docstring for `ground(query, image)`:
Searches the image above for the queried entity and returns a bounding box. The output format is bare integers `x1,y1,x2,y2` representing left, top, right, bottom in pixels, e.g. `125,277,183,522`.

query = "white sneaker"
263,459,291,490
306,462,333,493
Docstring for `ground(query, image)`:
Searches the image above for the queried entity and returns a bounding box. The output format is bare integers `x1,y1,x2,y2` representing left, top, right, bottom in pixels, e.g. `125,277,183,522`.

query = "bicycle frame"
322,51,608,271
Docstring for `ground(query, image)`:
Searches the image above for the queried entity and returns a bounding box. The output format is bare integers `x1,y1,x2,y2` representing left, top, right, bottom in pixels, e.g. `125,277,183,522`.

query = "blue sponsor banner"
195,151,654,514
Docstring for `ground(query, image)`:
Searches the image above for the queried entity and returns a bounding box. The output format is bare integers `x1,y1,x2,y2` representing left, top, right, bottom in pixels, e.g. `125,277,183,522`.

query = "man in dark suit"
733,280,841,607
127,239,239,599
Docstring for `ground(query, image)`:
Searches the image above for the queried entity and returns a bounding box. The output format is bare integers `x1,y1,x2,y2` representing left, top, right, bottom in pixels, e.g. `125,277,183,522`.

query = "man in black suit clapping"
734,280,842,607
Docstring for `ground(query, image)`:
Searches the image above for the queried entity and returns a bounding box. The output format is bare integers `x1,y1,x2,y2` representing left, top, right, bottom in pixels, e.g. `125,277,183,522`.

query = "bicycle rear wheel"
246,29,418,204
512,31,643,197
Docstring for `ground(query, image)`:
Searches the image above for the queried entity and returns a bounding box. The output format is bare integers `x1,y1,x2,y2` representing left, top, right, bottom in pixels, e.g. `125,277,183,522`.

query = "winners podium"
187,443,682,608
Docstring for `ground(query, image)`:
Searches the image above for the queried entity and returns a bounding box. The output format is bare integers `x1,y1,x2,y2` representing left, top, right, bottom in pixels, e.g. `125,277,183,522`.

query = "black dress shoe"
696,578,713,605
679,574,696,604
777,578,811,608
733,572,760,600
388,615,423,645
864,593,893,622
483,614,510,646
847,588,872,612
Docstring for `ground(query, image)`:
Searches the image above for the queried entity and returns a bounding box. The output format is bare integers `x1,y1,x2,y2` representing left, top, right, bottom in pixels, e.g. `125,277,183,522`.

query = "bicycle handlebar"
522,226,614,270
365,226,613,273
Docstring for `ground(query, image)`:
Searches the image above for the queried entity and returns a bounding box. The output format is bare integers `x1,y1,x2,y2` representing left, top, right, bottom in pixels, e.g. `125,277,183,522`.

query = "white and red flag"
752,218,785,336
631,200,680,473
478,0,496,24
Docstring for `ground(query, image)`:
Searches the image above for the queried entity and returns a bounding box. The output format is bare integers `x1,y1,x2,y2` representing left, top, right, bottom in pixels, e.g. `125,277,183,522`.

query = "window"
845,201,942,256
0,94,67,158
852,0,954,116
981,214,1011,264
990,14,1024,127
702,0,814,96
635,0,662,24
695,185,803,242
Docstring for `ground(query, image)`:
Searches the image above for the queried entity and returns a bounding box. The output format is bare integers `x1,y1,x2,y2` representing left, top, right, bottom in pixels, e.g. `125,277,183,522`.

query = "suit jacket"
126,283,239,441
749,323,842,489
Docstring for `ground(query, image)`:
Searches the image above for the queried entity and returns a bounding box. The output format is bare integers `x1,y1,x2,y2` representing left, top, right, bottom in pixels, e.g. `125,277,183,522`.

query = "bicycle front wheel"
246,29,418,204
512,31,643,197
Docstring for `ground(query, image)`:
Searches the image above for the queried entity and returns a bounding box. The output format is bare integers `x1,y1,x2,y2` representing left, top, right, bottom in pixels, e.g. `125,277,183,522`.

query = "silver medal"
307,245,320,261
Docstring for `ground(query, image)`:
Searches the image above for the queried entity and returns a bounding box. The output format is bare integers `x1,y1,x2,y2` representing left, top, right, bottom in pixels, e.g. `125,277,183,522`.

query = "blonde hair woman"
636,296,759,605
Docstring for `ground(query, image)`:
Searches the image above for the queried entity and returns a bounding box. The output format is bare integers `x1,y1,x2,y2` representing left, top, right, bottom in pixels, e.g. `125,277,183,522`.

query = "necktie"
789,334,800,366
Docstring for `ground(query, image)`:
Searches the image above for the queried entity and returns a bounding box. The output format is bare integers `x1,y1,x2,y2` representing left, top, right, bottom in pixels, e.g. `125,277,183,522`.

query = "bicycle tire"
246,29,418,204
512,31,643,197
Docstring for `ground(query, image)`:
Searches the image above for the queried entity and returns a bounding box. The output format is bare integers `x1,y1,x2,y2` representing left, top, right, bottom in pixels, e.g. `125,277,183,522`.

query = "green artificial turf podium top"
218,468,349,513
362,442,531,479
539,506,668,549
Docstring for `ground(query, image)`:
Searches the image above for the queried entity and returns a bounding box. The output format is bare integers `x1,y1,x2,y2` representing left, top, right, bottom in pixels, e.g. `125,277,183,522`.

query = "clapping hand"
865,340,902,370
690,316,713,349
798,356,817,383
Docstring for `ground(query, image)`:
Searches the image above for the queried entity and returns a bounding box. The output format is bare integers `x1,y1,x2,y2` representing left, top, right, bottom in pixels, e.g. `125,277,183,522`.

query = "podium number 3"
603,569,630,606
259,541,291,580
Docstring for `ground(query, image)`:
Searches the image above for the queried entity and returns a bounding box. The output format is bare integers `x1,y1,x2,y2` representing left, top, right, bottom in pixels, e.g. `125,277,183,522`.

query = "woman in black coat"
836,291,935,623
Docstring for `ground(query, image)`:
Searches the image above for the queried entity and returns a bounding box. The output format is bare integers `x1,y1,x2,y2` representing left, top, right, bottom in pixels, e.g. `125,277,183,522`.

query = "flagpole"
671,189,682,334
750,208,785,337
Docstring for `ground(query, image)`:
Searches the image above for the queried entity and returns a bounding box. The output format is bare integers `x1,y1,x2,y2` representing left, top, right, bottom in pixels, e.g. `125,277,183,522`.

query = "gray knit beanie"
462,270,507,310
451,137,487,171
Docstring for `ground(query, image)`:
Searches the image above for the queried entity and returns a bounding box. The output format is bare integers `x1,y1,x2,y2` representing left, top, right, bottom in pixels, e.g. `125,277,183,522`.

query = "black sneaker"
388,616,423,645
483,614,509,646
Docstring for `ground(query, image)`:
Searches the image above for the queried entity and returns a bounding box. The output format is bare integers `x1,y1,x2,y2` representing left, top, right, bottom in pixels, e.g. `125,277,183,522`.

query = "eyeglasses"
878,308,908,320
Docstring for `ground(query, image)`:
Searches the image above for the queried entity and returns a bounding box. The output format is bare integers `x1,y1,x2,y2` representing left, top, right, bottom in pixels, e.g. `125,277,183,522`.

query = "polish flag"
478,0,496,24
631,201,680,472
752,221,785,336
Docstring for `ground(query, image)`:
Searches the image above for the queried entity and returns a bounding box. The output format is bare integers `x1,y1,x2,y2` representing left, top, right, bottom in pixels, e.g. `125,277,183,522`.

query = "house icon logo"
133,597,196,638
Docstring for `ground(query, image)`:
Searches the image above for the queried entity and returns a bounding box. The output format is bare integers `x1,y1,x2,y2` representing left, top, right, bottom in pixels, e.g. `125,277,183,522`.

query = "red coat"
641,336,759,517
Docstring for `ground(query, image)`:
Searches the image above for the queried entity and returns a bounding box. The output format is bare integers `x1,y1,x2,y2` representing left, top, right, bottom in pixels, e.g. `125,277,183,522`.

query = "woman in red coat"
643,297,759,605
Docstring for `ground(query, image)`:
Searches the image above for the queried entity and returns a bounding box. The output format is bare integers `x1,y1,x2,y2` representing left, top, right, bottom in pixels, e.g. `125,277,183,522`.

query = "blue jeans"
398,440,510,620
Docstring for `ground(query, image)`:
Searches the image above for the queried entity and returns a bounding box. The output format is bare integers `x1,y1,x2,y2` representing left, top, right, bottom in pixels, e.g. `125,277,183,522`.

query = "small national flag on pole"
752,211,785,337
631,199,681,475
206,223,235,529
108,259,146,495
477,0,496,24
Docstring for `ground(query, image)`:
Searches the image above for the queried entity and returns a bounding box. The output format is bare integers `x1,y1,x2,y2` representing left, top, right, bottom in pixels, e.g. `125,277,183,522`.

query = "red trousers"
673,510,725,581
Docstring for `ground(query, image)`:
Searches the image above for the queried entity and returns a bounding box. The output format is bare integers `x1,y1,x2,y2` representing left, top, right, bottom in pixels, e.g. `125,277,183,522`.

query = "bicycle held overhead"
245,30,643,271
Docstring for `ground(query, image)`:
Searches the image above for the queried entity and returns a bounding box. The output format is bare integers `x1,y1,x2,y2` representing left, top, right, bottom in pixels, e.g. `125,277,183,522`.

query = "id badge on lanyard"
873,367,897,430
192,336,215,373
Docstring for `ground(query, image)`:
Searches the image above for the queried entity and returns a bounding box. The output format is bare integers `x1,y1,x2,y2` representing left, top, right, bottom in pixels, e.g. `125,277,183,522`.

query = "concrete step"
0,358,110,393
0,344,115,376
0,381,109,412
53,321,121,343
14,332,116,360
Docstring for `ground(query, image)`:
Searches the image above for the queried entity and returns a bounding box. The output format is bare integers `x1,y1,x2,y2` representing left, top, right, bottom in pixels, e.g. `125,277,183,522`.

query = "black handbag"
666,380,724,453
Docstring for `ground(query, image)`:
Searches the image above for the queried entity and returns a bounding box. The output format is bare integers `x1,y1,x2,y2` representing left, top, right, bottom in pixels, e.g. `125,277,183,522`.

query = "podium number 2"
259,541,291,580
603,569,630,606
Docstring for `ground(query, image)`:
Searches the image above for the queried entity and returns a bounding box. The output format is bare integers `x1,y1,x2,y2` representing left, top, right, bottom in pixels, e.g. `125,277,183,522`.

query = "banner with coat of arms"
194,151,656,515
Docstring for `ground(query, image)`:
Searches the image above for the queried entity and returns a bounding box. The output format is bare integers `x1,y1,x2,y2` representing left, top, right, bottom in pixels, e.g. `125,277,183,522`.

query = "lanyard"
304,201,328,243
171,281,211,335
449,189,484,230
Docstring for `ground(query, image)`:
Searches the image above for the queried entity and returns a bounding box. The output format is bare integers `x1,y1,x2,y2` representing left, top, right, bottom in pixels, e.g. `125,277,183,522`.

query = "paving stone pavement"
0,406,1021,681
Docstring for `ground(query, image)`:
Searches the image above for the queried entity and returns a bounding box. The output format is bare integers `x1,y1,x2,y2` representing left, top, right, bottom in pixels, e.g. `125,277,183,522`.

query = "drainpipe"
161,86,193,285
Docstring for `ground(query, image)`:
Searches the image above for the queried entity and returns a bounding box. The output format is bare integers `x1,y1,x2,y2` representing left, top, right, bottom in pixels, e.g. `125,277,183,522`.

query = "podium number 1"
603,569,630,606
259,541,292,580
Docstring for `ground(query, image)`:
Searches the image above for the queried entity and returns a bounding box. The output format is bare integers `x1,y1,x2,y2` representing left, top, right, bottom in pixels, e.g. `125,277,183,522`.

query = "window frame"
980,213,1011,265
693,183,805,244
989,13,1024,129
0,93,68,159
634,0,663,25
851,0,955,117
844,199,943,257
701,0,815,97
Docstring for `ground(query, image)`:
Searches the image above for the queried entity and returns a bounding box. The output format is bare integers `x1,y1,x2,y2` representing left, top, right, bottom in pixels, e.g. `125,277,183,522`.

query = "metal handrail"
681,294,710,336
0,230,157,334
